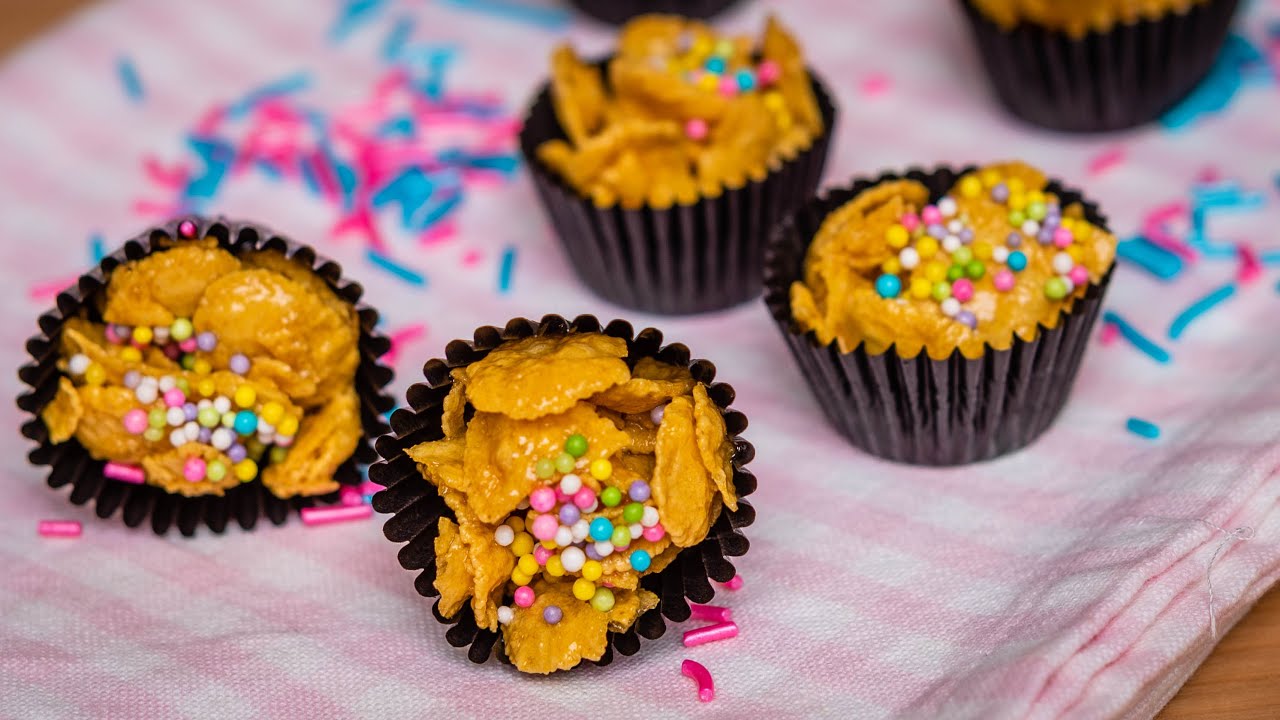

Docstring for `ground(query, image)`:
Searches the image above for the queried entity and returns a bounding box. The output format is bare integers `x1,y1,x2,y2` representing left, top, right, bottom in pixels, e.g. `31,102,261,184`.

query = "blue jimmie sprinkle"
116,57,144,103
1102,311,1172,364
365,249,426,287
89,233,106,263
436,0,570,30
1115,236,1183,280
1126,417,1161,440
1168,283,1236,340
498,245,517,293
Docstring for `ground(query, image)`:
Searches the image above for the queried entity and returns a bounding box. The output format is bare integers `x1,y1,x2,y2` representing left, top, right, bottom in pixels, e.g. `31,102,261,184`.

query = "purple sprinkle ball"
543,605,563,624
227,444,248,463
559,504,580,525
229,353,251,374
196,331,217,352
629,480,651,502
956,310,978,329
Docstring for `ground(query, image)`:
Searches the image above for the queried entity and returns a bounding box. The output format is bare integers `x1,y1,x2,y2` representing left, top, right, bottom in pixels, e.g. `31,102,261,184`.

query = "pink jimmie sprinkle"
722,575,744,591
1141,202,1196,262
689,604,733,623
1086,147,1125,176
418,221,457,246
1237,244,1262,284
1100,322,1120,346
461,249,484,268
859,73,891,97
1196,166,1222,184
28,276,79,302
38,520,82,538
103,461,146,484
301,504,372,526
339,485,365,506
382,323,427,366
681,659,715,703
142,156,190,188
359,480,380,497
683,621,739,648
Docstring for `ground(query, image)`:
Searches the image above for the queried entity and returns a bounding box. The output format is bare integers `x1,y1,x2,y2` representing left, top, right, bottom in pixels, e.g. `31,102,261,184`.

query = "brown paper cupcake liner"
16,217,396,536
566,0,742,26
518,66,837,315
958,0,1239,132
368,313,756,668
763,166,1114,466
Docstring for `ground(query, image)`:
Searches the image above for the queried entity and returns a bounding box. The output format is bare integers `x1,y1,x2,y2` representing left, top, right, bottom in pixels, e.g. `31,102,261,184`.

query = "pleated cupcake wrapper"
368,313,756,669
763,166,1115,466
566,0,742,26
958,0,1239,133
16,217,397,536
518,65,837,315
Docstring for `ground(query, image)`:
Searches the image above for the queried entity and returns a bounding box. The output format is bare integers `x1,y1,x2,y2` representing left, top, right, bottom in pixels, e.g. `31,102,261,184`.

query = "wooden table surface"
1,2,1277,717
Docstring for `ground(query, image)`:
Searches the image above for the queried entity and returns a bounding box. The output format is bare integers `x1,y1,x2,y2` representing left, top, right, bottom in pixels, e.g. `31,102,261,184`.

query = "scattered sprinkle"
689,604,733,623
723,574,744,591
497,245,517,293
1236,244,1262,284
89,233,106,263
1161,34,1269,130
383,323,427,365
301,504,373,526
683,620,739,648
681,659,716,703
339,485,366,506
382,15,416,61
1102,312,1172,364
330,0,390,43
1116,236,1184,280
116,57,144,103
436,0,571,29
27,276,79,302
1086,147,1125,176
1099,322,1120,346
859,73,891,97
37,520,82,538
1168,283,1236,340
365,248,426,286
1126,417,1161,440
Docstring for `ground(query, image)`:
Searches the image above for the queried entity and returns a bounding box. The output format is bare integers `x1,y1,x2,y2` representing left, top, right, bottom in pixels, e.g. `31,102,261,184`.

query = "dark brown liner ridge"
367,313,756,669
16,217,396,536
763,166,1114,466
566,0,742,25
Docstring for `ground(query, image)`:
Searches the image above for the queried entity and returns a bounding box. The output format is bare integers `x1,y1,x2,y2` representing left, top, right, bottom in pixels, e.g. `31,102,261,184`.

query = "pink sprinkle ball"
530,513,559,541
179,338,198,353
755,59,781,86
921,205,943,225
514,586,535,608
684,118,708,141
1053,227,1074,248
994,269,1016,292
122,408,149,434
178,220,197,237
642,523,666,542
1069,265,1090,286
182,456,206,482
900,212,920,232
951,278,975,303
573,487,596,510
163,388,185,408
717,76,738,97
104,325,121,344
529,487,556,512
533,545,553,565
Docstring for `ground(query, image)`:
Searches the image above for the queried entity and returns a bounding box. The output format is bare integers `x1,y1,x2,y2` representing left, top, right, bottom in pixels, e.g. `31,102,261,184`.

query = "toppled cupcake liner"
566,0,742,25
368,313,756,669
518,65,837,315
958,0,1239,132
763,166,1115,466
16,217,396,536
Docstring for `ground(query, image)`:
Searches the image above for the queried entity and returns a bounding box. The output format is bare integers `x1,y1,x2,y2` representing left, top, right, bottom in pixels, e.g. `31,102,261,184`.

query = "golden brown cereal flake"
459,334,630,420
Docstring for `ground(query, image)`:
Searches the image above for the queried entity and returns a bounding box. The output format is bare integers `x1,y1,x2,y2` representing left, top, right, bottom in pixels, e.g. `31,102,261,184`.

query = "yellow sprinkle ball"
132,327,153,345
120,347,142,363
958,175,983,198
909,277,932,299
233,459,258,482
277,415,299,437
885,224,910,248
763,91,785,111
511,568,532,586
83,363,106,386
1027,190,1046,205
260,401,284,426
916,236,939,259
881,258,902,276
581,559,603,582
193,359,212,375
1067,245,1085,263
589,458,612,480
691,36,712,58
924,261,947,283
233,385,256,408
973,241,993,261
541,539,557,550
1007,193,1027,211
517,555,539,576
510,532,534,557
196,378,216,397
1007,177,1026,195
980,168,1002,188
545,556,565,577
507,516,525,533
697,73,718,92
572,578,596,601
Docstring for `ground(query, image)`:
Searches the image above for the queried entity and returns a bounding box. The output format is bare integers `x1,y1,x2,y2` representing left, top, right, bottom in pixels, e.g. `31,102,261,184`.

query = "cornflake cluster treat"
536,14,825,208
790,162,1117,360
38,221,370,502
397,327,743,673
